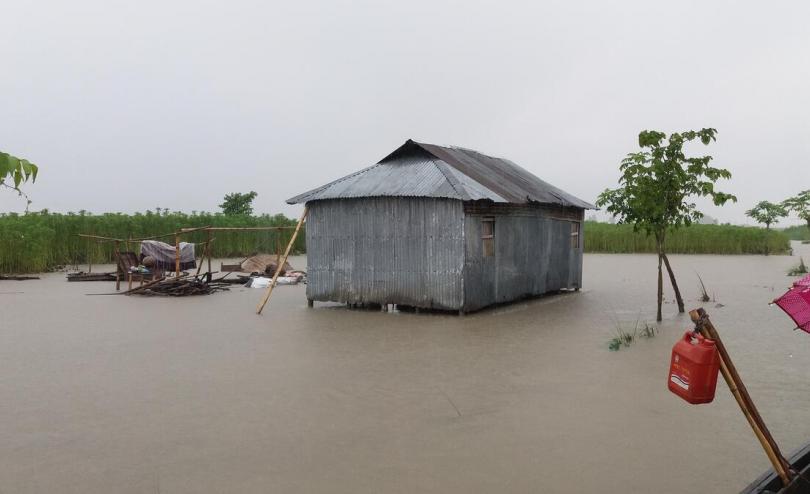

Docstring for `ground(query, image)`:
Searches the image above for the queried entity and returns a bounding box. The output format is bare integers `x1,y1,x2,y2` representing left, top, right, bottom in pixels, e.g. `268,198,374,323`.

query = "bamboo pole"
275,230,281,269
206,230,212,274
180,226,296,232
114,240,121,291
195,240,208,277
195,235,215,277
88,236,93,274
694,309,792,475
256,206,308,315
78,234,124,242
690,309,792,486
175,234,180,277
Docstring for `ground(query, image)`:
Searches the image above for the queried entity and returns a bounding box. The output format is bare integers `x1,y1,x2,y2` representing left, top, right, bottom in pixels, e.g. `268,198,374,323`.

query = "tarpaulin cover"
140,240,196,271
240,254,291,275
774,273,810,333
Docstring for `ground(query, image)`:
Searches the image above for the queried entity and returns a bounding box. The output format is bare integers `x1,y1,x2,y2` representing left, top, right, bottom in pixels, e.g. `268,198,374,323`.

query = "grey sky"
2,1,808,225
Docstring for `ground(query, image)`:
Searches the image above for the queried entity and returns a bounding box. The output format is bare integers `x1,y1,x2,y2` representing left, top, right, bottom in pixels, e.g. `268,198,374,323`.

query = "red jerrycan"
668,331,721,404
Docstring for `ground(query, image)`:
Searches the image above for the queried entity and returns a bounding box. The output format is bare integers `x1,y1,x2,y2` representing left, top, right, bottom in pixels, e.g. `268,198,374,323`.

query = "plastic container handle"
683,331,704,344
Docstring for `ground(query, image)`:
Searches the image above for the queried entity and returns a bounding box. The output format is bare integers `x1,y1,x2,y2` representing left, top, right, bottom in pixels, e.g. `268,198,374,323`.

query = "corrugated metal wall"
462,204,584,312
306,197,465,310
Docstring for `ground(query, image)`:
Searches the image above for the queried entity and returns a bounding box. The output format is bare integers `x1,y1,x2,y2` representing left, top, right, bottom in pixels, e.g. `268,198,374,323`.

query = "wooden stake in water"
175,234,180,277
256,207,308,315
206,229,212,275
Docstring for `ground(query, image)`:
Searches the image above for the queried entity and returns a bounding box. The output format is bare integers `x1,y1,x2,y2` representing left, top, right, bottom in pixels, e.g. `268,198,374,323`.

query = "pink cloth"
794,273,810,288
775,278,810,333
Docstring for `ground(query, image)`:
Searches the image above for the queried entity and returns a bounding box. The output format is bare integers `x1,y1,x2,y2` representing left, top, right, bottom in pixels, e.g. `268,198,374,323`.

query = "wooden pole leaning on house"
690,308,792,486
256,206,308,315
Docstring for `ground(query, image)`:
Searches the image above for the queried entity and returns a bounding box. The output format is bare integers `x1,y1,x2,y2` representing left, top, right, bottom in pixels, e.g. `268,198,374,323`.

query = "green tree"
219,191,258,216
596,128,736,321
746,201,787,255
783,190,810,236
1,151,38,207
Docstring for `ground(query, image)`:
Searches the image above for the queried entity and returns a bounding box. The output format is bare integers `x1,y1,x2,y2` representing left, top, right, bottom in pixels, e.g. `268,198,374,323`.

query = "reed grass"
1,214,794,274
782,225,810,241
585,221,790,255
608,317,656,351
0,210,302,273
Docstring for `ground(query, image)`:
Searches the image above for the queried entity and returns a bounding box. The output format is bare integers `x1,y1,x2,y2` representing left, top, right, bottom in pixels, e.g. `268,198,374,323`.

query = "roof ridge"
430,158,470,201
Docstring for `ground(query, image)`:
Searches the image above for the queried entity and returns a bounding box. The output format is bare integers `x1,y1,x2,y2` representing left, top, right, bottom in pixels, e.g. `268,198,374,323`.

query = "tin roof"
286,139,595,209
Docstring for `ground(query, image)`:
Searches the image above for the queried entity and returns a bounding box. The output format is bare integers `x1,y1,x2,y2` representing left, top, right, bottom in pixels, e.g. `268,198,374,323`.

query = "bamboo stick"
717,349,788,484
122,276,169,295
114,241,121,291
256,207,308,315
175,234,180,277
690,309,792,486
693,309,792,475
206,230,212,274
195,236,215,277
78,234,124,242
180,226,296,232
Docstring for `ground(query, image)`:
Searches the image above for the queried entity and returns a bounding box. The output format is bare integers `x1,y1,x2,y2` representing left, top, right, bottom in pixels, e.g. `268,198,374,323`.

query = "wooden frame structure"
78,225,299,290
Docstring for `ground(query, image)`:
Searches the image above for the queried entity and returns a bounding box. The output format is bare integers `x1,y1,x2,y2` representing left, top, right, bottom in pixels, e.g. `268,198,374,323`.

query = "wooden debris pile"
125,274,231,297
67,272,117,282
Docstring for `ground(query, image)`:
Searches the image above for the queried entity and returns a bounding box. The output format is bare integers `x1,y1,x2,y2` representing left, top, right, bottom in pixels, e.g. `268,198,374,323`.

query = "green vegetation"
0,210,302,273
783,225,810,241
1,150,38,208
696,272,711,303
783,190,810,237
596,128,736,321
219,191,258,216
788,258,808,277
585,222,790,255
746,201,787,256
608,318,656,351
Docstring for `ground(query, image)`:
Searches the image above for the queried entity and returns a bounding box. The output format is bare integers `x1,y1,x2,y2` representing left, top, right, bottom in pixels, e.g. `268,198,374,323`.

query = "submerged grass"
585,222,790,255
696,272,711,303
788,257,808,277
0,210,302,273
608,316,657,351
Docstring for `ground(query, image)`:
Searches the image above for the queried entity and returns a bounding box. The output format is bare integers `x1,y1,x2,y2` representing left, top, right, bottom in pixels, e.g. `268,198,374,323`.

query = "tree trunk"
662,253,685,313
656,236,664,322
764,223,771,256
657,253,663,322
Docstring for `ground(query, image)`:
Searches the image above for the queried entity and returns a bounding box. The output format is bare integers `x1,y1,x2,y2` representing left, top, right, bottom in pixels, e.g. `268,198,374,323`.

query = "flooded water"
2,245,810,493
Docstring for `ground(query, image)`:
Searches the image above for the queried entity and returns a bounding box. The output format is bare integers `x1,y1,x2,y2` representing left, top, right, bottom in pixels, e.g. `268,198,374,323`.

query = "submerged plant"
638,322,657,339
608,316,656,351
788,257,808,276
696,272,711,303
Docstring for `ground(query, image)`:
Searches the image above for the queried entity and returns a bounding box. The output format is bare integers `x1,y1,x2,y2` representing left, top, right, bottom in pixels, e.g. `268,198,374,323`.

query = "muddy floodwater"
2,244,810,493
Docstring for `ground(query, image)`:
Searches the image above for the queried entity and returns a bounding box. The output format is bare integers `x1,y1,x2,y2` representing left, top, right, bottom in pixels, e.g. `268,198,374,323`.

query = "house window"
482,218,495,257
571,221,580,249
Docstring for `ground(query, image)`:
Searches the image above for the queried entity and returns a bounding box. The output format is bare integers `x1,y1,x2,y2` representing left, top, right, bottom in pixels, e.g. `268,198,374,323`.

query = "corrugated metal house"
287,139,595,313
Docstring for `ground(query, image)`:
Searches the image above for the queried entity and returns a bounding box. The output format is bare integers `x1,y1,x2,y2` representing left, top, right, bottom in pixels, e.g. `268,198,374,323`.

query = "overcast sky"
2,1,808,225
